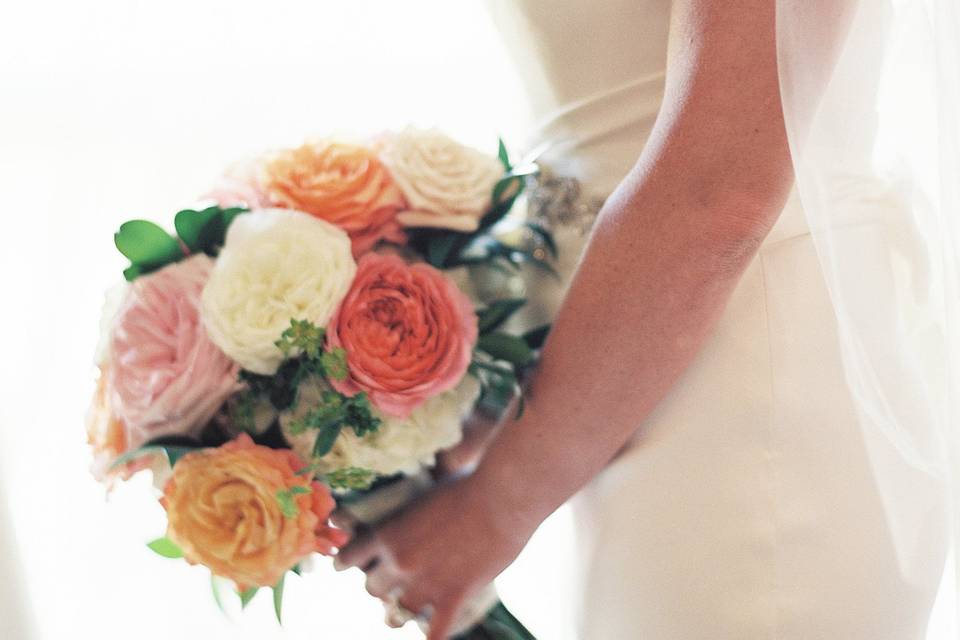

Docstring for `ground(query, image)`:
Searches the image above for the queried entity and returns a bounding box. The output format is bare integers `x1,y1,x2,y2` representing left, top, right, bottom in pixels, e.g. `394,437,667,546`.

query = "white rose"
281,374,482,477
200,209,356,375
380,128,504,232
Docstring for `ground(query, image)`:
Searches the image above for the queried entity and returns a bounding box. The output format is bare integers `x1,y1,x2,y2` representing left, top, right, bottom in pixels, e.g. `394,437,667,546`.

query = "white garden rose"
281,374,482,477
380,128,504,232
201,209,356,375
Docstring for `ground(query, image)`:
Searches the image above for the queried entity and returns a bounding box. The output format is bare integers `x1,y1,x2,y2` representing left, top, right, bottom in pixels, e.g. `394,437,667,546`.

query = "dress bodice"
484,0,671,195
485,0,809,250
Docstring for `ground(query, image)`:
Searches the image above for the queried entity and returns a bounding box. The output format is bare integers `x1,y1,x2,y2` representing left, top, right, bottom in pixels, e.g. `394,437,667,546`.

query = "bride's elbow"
696,196,783,273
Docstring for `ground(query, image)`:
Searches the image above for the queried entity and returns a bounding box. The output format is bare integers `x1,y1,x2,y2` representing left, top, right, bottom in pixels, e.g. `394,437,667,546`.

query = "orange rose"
262,141,406,255
87,364,129,481
160,434,346,590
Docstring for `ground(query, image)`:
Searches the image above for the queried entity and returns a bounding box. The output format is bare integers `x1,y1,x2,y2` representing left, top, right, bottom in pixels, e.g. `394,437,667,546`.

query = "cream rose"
380,128,504,232
201,209,356,375
280,374,481,477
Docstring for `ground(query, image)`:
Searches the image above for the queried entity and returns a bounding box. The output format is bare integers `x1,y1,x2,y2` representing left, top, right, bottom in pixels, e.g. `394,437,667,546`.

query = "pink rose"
326,253,478,418
203,161,272,210
109,255,241,449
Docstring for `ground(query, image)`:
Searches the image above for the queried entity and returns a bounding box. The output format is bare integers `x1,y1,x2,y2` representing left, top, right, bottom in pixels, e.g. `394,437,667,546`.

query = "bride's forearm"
463,0,797,532
467,171,787,532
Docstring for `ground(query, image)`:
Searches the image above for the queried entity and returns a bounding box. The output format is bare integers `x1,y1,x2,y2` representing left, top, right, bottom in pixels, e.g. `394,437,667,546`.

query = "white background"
0,1,578,639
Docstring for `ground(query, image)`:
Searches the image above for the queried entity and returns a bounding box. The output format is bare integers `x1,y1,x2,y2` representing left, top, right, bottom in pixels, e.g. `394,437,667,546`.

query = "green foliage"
146,537,184,559
109,442,198,471
272,574,286,625
211,575,227,614
275,319,326,360
325,467,377,491
174,206,246,256
405,138,543,272
289,390,380,458
477,298,526,335
115,220,183,281
497,137,511,170
114,206,246,281
239,587,259,609
320,348,349,381
477,333,535,367
521,324,551,351
276,485,312,519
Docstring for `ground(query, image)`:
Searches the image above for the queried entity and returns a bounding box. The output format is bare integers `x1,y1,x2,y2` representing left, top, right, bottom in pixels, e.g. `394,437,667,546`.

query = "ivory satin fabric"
485,1,948,637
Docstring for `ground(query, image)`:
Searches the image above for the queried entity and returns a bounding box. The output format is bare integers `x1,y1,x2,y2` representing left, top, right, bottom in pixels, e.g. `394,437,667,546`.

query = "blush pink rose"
326,253,478,418
109,255,241,449
202,161,273,210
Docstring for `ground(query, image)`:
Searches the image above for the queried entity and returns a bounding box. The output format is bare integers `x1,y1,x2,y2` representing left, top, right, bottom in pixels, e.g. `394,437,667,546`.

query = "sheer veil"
776,0,960,622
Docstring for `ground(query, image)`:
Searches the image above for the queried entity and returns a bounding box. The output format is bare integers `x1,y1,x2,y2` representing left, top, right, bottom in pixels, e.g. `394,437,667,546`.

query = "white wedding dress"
485,1,951,638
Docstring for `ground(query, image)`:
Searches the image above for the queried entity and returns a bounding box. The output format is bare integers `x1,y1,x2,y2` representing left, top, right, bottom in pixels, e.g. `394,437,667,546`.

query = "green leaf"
275,319,326,359
497,137,511,170
312,422,343,458
220,207,247,228
427,233,461,268
522,324,551,350
477,299,526,335
174,207,221,253
478,333,535,367
146,537,184,559
325,467,377,490
320,348,349,381
276,491,296,519
239,587,259,609
272,574,285,625
492,175,523,206
109,444,198,471
122,264,144,281
211,575,227,614
114,220,182,267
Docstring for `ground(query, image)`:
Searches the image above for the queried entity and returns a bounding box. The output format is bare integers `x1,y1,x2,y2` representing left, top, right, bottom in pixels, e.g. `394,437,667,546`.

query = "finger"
364,566,401,600
330,508,360,536
426,593,466,640
398,589,433,622
334,530,379,571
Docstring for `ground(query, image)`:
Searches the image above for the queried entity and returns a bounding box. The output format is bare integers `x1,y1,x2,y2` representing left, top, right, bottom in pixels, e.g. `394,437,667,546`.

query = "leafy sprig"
275,485,312,519
325,467,377,491
114,205,247,281
471,298,552,417
250,319,381,460
289,390,380,458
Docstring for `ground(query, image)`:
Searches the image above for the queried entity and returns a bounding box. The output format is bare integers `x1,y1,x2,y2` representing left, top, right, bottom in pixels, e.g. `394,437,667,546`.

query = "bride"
338,1,959,638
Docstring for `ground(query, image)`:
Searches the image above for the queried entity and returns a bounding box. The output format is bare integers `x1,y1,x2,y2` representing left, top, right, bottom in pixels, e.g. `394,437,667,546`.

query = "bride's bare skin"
337,1,799,637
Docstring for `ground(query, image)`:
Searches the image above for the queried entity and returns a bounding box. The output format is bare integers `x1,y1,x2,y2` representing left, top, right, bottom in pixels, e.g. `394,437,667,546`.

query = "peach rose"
87,364,129,481
326,253,478,418
110,255,242,450
262,141,406,255
160,434,346,590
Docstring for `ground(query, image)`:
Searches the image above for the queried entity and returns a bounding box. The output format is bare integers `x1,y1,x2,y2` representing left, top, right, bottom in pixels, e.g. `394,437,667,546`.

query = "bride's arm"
340,0,797,636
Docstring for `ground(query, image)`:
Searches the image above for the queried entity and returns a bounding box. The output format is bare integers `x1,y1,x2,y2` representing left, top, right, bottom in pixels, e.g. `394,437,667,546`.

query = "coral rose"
160,434,346,590
326,253,478,418
110,255,242,450
262,141,406,255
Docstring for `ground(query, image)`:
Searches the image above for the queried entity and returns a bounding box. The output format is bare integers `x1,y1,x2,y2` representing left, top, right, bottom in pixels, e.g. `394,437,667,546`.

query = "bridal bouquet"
87,130,547,638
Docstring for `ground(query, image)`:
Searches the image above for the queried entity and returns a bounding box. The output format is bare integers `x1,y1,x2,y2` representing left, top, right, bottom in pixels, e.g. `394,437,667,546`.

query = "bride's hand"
334,476,532,640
